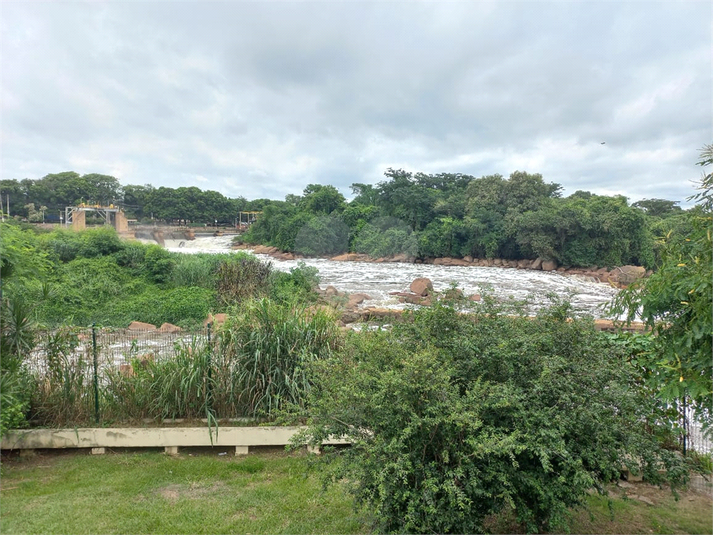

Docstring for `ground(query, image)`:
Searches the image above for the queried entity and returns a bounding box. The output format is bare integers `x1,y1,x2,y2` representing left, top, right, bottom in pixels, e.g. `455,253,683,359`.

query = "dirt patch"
156,481,227,502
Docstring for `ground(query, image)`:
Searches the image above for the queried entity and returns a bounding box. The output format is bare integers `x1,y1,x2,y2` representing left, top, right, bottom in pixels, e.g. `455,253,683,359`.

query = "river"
165,236,621,319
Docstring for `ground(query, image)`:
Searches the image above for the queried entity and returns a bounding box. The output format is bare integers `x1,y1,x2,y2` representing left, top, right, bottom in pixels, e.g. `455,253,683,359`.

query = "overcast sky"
2,1,711,205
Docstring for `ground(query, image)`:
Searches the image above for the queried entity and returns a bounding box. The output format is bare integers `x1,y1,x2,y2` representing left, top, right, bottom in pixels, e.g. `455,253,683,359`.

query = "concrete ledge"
1,427,346,451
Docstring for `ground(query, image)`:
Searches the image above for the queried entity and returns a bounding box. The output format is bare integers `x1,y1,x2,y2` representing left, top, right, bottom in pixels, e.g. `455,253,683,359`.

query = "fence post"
207,322,213,416
92,323,100,425
681,395,687,456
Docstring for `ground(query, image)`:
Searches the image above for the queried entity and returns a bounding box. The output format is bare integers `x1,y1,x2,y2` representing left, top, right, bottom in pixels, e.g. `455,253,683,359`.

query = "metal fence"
26,324,212,425
21,324,713,494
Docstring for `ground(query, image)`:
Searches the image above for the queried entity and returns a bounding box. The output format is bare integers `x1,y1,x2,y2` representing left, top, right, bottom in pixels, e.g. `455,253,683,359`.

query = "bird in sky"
601,142,606,145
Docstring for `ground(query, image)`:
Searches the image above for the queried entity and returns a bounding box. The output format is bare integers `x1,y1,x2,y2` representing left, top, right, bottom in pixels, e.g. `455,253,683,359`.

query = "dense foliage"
0,172,250,225
0,222,319,330
300,302,691,533
3,166,685,268
241,170,666,268
611,145,713,429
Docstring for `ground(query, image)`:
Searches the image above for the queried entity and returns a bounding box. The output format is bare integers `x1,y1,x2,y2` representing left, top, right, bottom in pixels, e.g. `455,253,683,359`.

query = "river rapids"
165,236,621,319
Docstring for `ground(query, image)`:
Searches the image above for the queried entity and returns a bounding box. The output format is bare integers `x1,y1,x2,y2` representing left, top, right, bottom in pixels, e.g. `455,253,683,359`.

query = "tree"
300,184,346,215
632,198,683,218
611,145,712,429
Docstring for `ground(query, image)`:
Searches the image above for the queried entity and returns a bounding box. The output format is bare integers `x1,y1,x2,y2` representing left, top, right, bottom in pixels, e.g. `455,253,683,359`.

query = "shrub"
143,245,176,284
269,262,320,304
0,370,32,436
29,328,93,427
301,303,691,534
113,287,215,328
215,256,272,306
78,227,125,258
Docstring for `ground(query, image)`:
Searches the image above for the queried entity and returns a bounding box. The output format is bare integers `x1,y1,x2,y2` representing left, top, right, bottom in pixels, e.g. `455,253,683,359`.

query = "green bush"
301,303,691,534
0,370,32,436
143,245,176,284
170,253,225,289
269,262,320,304
353,218,418,258
78,227,125,258
113,287,215,328
29,328,93,427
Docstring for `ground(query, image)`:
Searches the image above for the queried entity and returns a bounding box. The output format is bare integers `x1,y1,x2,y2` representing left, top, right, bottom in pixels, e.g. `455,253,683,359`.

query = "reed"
219,299,341,417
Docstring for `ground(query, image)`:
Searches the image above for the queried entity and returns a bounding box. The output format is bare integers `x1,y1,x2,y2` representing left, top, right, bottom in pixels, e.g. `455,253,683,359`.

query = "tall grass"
25,300,342,426
218,299,341,417
29,328,94,426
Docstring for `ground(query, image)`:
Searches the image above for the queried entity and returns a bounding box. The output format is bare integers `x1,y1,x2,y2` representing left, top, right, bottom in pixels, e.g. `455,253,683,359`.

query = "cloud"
1,1,710,206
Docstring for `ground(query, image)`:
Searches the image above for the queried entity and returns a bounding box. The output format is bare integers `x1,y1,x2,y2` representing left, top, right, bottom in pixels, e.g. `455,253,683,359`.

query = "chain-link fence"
25,324,215,426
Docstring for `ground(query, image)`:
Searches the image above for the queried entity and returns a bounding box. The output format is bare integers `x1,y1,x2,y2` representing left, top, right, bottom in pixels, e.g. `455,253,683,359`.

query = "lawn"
1,449,710,534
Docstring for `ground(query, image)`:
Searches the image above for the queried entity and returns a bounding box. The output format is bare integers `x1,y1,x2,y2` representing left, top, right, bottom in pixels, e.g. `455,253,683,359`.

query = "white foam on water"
166,236,621,318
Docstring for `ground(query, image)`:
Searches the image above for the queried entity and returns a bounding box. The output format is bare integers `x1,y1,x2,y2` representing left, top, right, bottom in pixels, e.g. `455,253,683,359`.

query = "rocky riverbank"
234,244,650,289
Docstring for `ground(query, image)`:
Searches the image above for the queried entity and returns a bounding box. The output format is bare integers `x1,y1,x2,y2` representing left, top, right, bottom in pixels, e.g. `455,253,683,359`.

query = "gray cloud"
2,1,710,205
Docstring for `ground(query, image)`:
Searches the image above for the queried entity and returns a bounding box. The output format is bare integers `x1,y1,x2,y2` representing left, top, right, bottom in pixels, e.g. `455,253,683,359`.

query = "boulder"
128,321,157,332
390,253,415,263
325,285,340,296
410,277,434,296
158,323,182,333
517,259,531,269
347,293,372,308
401,293,423,305
469,294,482,302
542,259,558,271
531,258,543,270
611,265,646,286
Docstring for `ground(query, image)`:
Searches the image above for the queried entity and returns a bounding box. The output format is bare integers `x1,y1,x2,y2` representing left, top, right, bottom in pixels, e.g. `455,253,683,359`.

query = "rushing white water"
165,236,621,318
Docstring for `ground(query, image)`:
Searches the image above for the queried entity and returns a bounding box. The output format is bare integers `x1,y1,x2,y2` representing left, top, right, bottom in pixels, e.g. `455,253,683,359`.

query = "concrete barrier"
1,427,347,455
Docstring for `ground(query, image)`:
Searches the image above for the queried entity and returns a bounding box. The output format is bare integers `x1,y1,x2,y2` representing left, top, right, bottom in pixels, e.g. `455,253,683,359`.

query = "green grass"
1,451,710,535
0,451,367,535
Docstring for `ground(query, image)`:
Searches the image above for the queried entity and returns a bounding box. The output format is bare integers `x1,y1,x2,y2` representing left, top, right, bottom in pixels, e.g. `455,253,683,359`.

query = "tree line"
0,171,262,225
243,169,687,269
2,168,688,268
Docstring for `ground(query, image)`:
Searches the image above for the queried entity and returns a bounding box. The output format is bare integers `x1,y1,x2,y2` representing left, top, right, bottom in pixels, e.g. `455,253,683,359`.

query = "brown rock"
610,265,646,286
531,258,543,270
359,307,404,320
410,277,434,296
325,285,340,296
119,363,134,377
128,321,157,332
158,323,182,333
390,253,415,263
463,256,473,263
402,294,423,305
469,294,482,302
347,293,371,308
517,259,531,269
542,259,558,271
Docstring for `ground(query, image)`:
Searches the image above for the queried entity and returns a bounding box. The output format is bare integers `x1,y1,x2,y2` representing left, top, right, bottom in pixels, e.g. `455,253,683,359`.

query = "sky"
1,1,711,206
